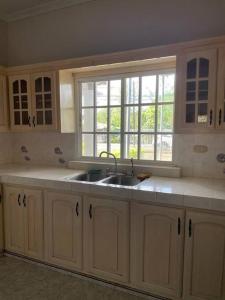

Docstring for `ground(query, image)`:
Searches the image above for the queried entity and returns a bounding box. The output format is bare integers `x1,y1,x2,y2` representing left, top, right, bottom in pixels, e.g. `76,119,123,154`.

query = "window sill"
68,160,181,178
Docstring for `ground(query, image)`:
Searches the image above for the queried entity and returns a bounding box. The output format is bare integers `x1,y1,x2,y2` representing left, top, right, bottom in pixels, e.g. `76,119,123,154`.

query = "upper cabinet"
0,74,9,131
9,72,58,131
176,48,217,132
217,47,225,130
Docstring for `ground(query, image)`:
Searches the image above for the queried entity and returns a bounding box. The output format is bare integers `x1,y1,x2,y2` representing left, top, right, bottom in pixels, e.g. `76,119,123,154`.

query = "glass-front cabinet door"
9,75,32,130
176,48,217,132
31,72,57,130
217,47,225,130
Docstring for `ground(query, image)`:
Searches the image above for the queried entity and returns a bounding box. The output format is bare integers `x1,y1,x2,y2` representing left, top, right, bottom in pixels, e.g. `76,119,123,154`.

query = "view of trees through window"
80,70,175,161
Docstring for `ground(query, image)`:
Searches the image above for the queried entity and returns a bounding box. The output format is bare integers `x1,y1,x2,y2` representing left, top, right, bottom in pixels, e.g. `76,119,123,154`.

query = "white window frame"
74,67,175,165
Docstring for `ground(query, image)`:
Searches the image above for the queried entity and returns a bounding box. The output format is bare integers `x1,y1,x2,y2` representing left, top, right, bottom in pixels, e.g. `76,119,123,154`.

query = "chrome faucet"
99,151,118,174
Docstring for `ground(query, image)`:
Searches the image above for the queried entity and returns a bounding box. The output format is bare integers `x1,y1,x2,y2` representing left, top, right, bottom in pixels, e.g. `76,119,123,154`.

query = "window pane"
109,134,121,158
125,134,138,159
82,134,94,157
140,134,155,160
125,106,138,132
110,107,121,132
82,82,94,107
141,75,156,103
158,74,175,102
96,81,108,106
141,106,155,132
125,77,139,104
97,108,107,132
82,108,94,132
157,134,172,161
96,134,107,156
157,104,174,132
110,80,121,105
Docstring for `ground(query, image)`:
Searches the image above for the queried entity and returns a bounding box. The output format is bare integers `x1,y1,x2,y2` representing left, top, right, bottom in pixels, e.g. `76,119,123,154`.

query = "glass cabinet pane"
21,95,28,109
198,80,208,101
13,96,20,109
186,82,196,101
37,111,44,125
36,95,43,109
197,103,208,123
44,94,52,108
44,77,51,92
14,112,20,125
35,78,42,92
13,81,19,94
20,80,27,93
199,58,209,78
187,59,197,79
22,111,29,125
45,110,52,125
186,104,195,123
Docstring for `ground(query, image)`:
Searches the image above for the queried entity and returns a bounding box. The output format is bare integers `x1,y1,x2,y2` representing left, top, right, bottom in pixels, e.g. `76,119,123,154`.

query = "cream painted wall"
0,133,13,163
0,20,7,66
7,0,225,66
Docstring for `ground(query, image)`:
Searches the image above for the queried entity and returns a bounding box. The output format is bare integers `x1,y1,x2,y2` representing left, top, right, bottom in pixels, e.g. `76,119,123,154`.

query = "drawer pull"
219,109,222,126
89,204,92,219
23,195,26,207
18,194,21,206
209,110,213,125
178,218,181,235
189,219,192,237
76,202,79,216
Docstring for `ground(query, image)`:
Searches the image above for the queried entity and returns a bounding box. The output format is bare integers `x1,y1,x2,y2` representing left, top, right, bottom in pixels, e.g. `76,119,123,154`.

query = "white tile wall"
1,132,225,179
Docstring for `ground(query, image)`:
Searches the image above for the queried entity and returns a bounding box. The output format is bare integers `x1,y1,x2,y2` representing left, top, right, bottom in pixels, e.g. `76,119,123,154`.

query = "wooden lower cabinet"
183,211,225,300
4,186,44,260
0,185,4,254
130,202,184,299
83,196,129,283
45,192,82,270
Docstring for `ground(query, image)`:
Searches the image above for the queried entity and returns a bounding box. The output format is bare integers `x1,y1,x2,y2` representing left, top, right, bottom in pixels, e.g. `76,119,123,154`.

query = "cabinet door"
45,192,82,270
183,211,225,300
84,196,129,283
24,189,43,260
9,75,32,131
0,185,3,254
0,75,8,131
31,72,58,130
130,203,184,299
216,47,225,130
176,48,217,132
4,186,25,254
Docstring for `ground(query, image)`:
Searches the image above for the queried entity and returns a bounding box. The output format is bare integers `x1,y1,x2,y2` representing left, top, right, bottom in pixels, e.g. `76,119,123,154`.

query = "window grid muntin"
80,70,174,162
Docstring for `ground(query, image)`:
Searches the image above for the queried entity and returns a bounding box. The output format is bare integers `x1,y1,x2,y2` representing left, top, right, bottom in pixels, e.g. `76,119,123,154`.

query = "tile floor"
0,256,156,300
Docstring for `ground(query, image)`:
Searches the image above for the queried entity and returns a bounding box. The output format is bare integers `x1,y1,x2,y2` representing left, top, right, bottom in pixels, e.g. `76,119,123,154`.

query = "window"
78,69,175,162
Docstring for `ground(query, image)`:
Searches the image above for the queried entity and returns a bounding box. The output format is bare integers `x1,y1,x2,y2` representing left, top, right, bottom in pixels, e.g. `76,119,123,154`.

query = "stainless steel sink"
101,175,141,186
68,173,107,182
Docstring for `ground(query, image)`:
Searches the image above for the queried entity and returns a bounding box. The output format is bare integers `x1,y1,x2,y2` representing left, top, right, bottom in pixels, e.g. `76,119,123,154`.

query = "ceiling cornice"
0,0,94,22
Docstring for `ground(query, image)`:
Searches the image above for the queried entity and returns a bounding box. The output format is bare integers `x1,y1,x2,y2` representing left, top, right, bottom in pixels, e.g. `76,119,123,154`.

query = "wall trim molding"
0,0,94,22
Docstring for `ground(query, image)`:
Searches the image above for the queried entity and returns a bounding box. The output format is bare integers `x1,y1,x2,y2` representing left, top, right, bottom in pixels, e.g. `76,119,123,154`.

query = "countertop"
0,164,225,212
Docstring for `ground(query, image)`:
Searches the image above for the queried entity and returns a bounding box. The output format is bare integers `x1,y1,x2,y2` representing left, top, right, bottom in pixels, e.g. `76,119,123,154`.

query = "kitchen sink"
68,173,107,182
101,175,141,186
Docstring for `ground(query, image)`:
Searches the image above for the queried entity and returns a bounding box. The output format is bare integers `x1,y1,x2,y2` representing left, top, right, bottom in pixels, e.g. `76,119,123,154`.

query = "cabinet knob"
17,194,21,206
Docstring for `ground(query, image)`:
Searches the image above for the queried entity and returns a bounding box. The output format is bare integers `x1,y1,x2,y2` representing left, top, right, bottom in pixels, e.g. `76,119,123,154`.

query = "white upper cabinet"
9,72,58,131
0,74,8,131
216,47,225,130
176,48,217,132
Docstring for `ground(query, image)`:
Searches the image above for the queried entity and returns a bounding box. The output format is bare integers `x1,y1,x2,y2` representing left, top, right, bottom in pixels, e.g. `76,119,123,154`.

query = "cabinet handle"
28,116,31,127
23,194,26,207
18,194,21,206
219,109,222,126
76,202,79,216
189,219,192,237
32,116,36,127
178,217,181,235
89,204,92,219
209,109,213,125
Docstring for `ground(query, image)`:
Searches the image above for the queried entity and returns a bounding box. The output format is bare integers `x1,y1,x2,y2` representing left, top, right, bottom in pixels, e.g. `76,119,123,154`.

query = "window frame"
75,67,176,165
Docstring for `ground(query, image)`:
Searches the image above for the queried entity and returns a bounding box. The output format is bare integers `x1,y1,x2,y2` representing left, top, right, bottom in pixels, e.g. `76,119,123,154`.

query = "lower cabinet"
130,202,184,299
83,196,129,283
4,186,44,260
0,185,3,254
45,192,82,270
183,211,225,300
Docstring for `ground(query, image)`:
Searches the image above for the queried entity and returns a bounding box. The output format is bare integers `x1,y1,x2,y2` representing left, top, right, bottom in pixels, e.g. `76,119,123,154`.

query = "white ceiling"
0,0,93,22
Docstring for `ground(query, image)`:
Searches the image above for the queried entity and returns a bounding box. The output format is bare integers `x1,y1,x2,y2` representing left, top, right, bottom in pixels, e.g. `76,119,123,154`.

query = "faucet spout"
99,151,118,174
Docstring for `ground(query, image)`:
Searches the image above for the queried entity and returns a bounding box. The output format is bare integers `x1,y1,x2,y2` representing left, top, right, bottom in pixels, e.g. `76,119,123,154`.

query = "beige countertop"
0,163,225,212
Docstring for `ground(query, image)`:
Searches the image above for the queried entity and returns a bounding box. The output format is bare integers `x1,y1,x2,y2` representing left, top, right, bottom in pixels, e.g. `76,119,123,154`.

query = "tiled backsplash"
0,132,225,179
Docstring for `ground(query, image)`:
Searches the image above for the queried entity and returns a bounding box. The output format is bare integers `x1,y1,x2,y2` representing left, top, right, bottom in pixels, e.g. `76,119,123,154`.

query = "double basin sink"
67,172,141,187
